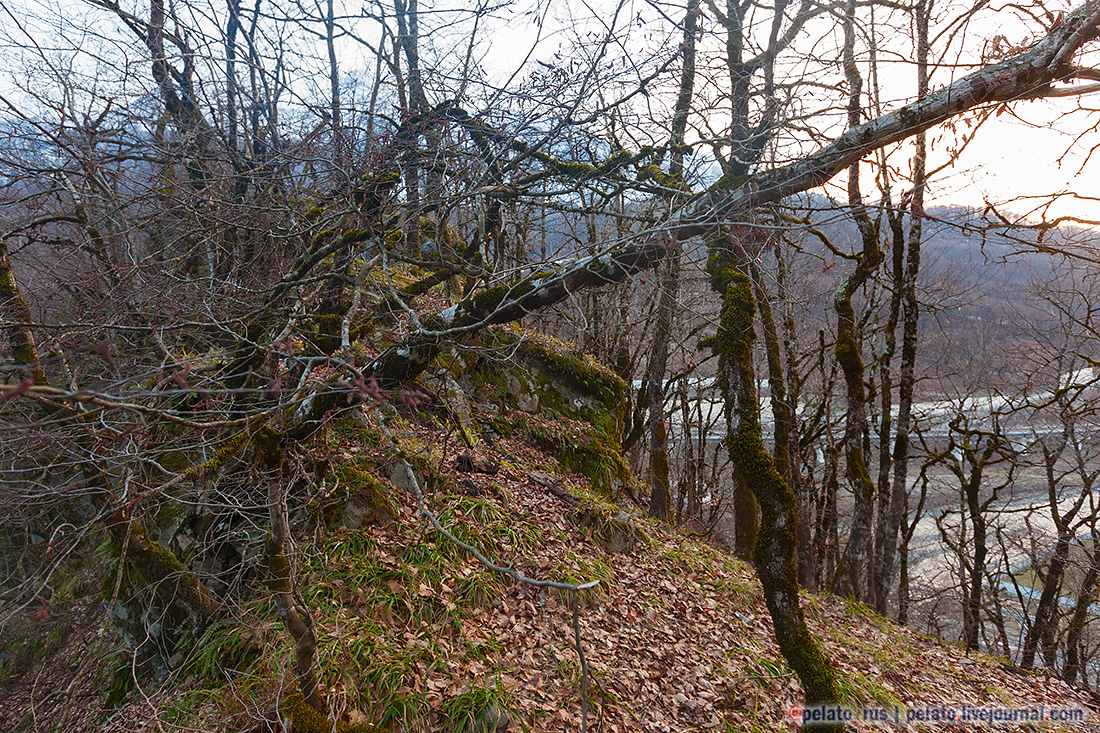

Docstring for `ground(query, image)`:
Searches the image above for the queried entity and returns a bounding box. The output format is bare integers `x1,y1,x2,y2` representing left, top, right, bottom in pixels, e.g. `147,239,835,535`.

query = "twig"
374,408,597,731
0,383,273,429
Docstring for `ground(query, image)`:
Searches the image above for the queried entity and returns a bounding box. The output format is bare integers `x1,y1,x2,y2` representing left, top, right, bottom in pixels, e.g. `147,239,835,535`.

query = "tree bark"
257,428,326,713
831,0,883,605
646,0,696,521
0,235,46,385
646,255,678,521
709,245,841,727
1063,547,1100,684
878,0,929,618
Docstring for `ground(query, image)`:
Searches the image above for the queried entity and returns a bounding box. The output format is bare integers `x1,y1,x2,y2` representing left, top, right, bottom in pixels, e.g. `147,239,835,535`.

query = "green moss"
181,430,249,481
507,328,625,407
282,693,383,733
712,170,748,191
637,162,690,192
340,228,372,246
319,464,397,529
310,227,337,248
521,414,632,498
253,426,283,469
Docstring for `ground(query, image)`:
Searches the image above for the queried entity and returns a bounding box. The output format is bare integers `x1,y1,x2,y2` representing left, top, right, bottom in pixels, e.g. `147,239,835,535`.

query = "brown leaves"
302,407,1098,733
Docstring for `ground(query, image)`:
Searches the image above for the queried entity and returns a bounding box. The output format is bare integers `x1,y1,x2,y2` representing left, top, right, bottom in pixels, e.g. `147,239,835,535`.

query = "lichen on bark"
707,242,842,723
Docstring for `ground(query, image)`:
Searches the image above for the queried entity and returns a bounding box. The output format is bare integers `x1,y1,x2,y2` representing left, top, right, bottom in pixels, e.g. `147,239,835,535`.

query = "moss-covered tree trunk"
749,256,807,581
872,210,903,612
0,235,46,385
709,245,841,727
256,429,327,714
832,0,884,606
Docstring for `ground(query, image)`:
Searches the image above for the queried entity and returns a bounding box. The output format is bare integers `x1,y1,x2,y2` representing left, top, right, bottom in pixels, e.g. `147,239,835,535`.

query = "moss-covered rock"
519,413,633,498
505,328,625,410
436,327,634,497
322,464,397,530
566,505,646,554
281,693,383,733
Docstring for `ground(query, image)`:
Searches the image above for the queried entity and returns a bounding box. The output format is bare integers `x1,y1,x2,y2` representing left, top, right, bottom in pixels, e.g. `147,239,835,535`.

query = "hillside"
1,329,1098,733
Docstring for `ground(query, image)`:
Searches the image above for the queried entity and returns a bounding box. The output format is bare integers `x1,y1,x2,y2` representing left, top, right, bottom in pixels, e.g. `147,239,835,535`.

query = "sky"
940,101,1100,223
2,0,1098,225
479,0,1100,225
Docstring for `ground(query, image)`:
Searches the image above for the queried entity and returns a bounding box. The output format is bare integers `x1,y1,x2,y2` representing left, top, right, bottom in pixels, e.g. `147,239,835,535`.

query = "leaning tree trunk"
708,244,842,729
1022,440,1074,669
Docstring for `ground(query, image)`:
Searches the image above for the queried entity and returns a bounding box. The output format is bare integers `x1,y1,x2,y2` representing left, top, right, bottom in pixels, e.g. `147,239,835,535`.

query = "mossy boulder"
323,465,397,530
280,693,383,733
440,327,634,498
518,413,633,498
566,505,645,554
503,328,625,416
447,328,624,424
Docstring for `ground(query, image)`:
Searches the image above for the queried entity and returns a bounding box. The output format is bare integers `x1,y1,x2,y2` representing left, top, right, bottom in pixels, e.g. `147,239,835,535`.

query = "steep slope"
1,333,1098,733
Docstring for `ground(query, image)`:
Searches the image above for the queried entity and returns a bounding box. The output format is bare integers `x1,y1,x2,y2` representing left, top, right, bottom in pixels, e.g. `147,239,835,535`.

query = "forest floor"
3,405,1100,732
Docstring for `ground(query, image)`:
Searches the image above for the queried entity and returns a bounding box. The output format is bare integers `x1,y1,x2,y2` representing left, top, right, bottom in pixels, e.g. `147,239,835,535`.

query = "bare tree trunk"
258,430,326,713
880,0,929,619
963,482,988,654
832,0,883,605
325,0,345,173
1022,430,1083,669
775,248,812,586
647,0,696,521
1063,544,1100,684
646,256,678,521
226,0,241,154
872,208,903,613
393,0,426,256
897,468,929,625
